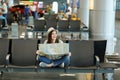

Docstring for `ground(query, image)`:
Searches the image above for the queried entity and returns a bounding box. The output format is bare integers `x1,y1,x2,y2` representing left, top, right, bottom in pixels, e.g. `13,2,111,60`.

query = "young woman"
36,27,71,68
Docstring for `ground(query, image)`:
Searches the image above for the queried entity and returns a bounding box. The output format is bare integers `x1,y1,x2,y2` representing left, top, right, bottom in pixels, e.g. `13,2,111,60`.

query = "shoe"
2,26,8,29
59,63,64,68
39,62,54,67
39,62,48,67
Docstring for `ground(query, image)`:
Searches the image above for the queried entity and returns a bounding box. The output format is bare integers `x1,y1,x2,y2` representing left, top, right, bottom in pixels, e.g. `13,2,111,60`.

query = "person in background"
36,27,71,68
57,10,64,20
66,9,71,18
13,11,19,23
0,11,6,28
18,10,23,25
67,4,72,13
30,4,36,19
1,1,7,27
60,2,67,13
24,5,30,24
61,14,68,20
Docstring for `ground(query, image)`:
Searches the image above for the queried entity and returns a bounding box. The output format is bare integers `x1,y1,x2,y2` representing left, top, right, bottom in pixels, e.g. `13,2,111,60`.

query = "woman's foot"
59,63,64,68
39,62,54,67
46,63,54,67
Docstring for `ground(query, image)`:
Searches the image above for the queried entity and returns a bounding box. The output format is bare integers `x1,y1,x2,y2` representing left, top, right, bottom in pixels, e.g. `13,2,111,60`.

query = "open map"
39,43,69,56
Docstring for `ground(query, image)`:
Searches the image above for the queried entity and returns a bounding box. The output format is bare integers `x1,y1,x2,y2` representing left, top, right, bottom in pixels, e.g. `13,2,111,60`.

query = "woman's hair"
47,29,59,43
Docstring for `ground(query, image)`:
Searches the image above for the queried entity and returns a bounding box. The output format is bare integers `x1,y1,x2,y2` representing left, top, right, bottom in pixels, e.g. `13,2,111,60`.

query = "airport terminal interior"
0,0,120,80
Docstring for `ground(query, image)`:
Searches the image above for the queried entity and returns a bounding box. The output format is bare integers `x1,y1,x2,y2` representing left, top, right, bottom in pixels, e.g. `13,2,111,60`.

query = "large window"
116,1,120,10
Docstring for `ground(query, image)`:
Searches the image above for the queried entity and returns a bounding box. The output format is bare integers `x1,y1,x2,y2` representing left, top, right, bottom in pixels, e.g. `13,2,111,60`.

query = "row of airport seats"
27,19,88,39
0,39,117,80
32,19,82,32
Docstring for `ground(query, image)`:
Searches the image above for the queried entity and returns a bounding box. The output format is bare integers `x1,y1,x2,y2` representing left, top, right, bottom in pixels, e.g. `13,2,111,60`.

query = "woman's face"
51,31,57,41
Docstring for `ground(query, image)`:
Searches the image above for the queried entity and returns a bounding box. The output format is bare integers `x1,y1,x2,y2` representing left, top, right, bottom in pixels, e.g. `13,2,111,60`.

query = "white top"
44,39,63,44
68,6,72,13
1,3,7,14
30,5,36,12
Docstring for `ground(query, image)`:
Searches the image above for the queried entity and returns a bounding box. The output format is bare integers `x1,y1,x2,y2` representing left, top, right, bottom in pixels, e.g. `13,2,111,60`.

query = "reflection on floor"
0,72,89,80
2,72,120,80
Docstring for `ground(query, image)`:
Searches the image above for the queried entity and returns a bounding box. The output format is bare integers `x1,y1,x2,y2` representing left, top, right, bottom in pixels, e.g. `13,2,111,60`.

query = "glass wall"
116,0,120,10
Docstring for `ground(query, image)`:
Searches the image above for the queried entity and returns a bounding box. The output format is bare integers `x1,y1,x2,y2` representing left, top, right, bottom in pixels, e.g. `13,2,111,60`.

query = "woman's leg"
53,55,70,67
3,14,7,26
64,56,70,67
38,56,52,64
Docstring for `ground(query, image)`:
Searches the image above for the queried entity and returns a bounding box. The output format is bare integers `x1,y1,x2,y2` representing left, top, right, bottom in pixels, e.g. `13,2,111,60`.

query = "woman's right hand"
36,50,40,55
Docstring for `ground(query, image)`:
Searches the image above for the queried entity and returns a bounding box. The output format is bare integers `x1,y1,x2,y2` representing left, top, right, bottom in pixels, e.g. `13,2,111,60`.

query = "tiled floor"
0,72,90,80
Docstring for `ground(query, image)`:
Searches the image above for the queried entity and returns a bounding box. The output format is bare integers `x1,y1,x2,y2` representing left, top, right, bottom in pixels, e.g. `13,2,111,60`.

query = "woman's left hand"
64,52,71,56
68,52,71,56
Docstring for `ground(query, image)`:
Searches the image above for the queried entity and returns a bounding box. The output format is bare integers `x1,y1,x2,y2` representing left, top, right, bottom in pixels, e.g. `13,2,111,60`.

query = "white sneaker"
59,63,64,68
39,62,48,67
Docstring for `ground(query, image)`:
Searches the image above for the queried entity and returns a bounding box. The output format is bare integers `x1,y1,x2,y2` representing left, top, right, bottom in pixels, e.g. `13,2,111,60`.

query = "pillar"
78,0,89,27
89,0,116,54
52,1,58,14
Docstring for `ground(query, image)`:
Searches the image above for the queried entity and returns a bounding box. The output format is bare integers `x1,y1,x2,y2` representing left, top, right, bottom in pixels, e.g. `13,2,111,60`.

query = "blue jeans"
0,15,6,27
3,14,7,26
38,55,70,67
32,11,38,19
35,12,38,19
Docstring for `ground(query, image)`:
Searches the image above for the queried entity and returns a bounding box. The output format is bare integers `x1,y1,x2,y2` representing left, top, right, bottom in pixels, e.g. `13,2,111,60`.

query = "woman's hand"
36,50,40,55
68,52,71,56
64,52,71,56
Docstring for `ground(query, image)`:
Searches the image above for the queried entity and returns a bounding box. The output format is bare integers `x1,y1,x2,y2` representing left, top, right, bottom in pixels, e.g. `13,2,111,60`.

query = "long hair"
47,30,59,43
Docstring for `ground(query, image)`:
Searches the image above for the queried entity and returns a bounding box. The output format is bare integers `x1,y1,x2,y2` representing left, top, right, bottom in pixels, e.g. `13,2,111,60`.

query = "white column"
78,0,89,27
67,0,70,4
52,1,58,14
90,0,116,54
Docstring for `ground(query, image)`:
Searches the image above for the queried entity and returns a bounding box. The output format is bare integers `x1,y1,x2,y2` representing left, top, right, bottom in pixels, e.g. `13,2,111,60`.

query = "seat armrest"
6,54,10,67
36,54,40,67
95,55,100,67
105,57,109,63
36,54,39,61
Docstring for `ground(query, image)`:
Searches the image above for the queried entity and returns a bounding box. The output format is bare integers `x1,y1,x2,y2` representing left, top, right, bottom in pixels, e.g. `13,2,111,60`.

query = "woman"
36,27,71,68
